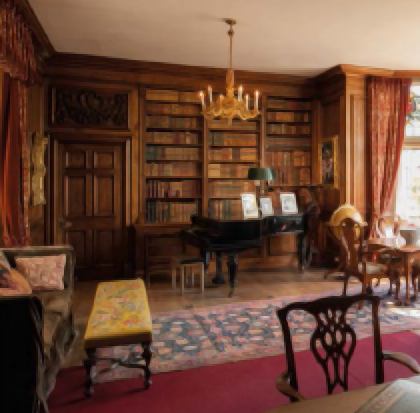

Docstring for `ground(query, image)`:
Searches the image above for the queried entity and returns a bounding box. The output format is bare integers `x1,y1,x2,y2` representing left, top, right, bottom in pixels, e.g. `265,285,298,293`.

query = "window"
395,84,420,223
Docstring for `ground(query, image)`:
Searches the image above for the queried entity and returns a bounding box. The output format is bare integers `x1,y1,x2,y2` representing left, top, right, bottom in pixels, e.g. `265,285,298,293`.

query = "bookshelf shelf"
208,177,249,180
209,145,258,148
266,133,311,138
146,127,202,132
146,159,202,162
147,197,201,200
146,112,201,118
208,129,259,133
146,143,202,147
208,160,257,163
146,176,202,179
266,121,311,126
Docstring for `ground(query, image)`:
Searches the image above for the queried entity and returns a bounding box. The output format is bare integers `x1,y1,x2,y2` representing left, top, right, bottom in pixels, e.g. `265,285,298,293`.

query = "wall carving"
52,88,128,128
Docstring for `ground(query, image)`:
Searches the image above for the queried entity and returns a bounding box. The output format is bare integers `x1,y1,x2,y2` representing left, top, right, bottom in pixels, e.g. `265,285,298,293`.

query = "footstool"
83,279,152,397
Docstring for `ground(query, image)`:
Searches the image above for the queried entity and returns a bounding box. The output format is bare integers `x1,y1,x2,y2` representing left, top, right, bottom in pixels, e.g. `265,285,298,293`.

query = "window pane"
406,86,420,137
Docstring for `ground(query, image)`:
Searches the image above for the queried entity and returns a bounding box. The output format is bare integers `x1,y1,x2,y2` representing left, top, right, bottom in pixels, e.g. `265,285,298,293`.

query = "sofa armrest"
0,245,75,291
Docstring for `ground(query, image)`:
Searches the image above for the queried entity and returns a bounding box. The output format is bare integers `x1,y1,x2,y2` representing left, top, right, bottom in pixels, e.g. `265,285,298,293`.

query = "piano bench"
171,256,205,295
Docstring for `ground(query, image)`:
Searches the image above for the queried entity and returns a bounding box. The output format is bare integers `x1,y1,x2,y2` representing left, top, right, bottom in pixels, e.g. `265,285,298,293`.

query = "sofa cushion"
16,254,66,291
37,290,72,320
0,269,32,296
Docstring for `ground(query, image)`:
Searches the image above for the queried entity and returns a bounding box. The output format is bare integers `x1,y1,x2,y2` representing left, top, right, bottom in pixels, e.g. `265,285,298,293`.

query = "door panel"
54,141,125,280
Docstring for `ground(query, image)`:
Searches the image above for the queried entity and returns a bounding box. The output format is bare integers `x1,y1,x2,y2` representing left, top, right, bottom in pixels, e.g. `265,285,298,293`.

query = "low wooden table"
265,375,420,413
368,238,420,306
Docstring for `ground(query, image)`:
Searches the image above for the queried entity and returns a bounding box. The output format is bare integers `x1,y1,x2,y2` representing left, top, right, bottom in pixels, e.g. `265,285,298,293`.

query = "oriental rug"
95,285,420,383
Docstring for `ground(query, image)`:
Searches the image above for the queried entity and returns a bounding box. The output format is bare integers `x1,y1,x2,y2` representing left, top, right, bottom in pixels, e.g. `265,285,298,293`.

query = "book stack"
267,100,311,110
270,167,311,186
146,116,199,129
209,180,255,198
146,147,200,160
208,164,252,178
267,112,310,122
210,133,258,146
146,180,200,198
209,200,242,219
267,124,311,135
146,89,200,103
145,162,199,177
207,119,258,131
208,147,258,161
146,132,199,145
292,150,311,166
266,137,311,149
148,103,200,115
146,201,198,223
265,151,291,167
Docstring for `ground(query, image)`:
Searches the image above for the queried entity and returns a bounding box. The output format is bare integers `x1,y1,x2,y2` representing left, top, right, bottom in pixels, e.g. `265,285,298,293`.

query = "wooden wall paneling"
202,118,209,217
311,100,322,184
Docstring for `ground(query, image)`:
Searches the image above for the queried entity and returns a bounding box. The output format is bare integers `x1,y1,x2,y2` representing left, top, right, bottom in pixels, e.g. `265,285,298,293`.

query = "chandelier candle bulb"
208,86,212,103
255,91,259,110
199,91,205,107
238,85,243,101
245,94,249,110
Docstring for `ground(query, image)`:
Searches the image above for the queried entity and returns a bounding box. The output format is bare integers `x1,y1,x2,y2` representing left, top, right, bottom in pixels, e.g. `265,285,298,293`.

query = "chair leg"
84,348,96,398
191,267,195,288
180,266,185,295
172,266,177,291
395,275,401,306
342,275,349,296
201,263,205,293
412,275,419,301
359,278,367,310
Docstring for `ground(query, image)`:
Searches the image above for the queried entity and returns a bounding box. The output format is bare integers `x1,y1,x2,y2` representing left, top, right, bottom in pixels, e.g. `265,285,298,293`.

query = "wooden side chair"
171,256,205,294
276,294,420,402
335,218,402,308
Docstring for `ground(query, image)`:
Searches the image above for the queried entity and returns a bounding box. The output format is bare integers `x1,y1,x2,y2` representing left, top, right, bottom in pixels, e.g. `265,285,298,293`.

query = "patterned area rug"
95,285,420,382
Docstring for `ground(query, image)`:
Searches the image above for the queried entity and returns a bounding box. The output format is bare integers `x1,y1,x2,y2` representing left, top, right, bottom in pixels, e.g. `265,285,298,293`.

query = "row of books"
145,201,198,224
146,116,200,129
267,100,311,110
209,133,258,147
266,137,311,149
270,167,311,186
146,89,200,103
208,200,242,220
147,103,200,116
208,119,258,131
145,162,200,177
146,180,200,198
209,180,255,198
265,151,311,167
146,147,200,161
208,164,252,178
209,148,258,161
267,112,310,122
146,131,200,145
267,124,311,135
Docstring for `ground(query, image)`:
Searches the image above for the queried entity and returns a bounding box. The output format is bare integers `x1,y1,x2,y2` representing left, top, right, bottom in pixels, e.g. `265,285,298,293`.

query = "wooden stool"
172,256,205,294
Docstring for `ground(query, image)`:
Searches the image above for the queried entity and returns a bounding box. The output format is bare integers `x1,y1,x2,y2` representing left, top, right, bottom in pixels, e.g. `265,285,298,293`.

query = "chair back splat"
277,294,384,400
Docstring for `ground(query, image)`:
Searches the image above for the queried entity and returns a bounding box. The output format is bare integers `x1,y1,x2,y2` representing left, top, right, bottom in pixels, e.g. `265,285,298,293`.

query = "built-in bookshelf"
144,89,203,225
142,90,314,226
264,97,312,188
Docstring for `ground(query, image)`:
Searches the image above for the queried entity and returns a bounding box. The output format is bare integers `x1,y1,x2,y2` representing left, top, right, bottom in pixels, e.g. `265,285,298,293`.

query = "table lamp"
248,167,274,201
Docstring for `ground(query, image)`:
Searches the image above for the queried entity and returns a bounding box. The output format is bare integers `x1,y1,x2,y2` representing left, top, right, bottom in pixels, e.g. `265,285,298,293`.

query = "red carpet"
49,332,420,413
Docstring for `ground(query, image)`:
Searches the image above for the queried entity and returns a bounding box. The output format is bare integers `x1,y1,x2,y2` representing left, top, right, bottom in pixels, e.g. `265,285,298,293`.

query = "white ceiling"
30,0,420,76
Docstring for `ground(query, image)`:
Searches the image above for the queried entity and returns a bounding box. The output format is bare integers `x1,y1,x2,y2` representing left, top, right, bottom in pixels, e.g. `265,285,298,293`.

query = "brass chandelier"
198,19,260,124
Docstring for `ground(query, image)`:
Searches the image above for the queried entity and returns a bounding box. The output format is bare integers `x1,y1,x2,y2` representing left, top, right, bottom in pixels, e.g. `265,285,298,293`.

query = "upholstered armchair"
0,245,76,398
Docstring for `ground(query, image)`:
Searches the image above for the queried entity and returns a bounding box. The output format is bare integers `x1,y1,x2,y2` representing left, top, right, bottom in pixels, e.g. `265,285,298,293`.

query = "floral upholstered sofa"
0,245,76,398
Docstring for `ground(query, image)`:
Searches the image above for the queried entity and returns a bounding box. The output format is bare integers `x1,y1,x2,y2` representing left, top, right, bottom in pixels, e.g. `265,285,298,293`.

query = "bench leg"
84,348,96,397
141,342,152,389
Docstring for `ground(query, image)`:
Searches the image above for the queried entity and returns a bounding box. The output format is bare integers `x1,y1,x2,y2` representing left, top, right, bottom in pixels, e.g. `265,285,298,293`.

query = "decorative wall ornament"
31,134,48,206
52,88,128,128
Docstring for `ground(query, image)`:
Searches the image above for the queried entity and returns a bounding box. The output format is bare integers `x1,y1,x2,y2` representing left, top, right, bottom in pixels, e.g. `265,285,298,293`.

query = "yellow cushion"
84,279,152,343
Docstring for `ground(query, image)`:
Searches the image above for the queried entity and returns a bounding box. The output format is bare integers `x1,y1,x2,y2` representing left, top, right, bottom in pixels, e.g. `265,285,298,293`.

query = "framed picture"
240,193,259,219
259,197,274,216
280,192,298,214
319,135,339,188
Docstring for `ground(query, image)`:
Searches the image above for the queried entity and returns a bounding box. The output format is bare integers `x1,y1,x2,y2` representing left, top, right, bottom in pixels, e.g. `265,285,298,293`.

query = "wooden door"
53,141,126,280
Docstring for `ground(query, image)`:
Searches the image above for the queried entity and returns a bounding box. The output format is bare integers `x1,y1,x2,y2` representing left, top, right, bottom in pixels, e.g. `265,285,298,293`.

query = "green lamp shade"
248,167,274,181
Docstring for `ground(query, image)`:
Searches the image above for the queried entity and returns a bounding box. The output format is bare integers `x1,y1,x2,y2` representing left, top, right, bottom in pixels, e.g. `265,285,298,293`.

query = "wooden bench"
83,279,152,397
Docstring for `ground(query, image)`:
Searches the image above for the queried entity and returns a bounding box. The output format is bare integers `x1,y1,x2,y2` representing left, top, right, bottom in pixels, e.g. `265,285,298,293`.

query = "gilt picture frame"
240,193,259,219
319,135,339,189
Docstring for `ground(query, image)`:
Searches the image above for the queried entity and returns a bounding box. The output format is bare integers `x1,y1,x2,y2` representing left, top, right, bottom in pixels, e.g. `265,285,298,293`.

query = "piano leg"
212,252,226,285
227,254,238,298
297,233,308,273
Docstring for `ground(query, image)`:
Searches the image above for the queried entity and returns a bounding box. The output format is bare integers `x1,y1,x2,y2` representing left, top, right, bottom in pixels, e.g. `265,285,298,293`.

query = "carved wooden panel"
94,151,115,169
51,87,129,129
93,175,115,217
67,230,89,268
64,176,87,218
65,150,86,169
95,229,115,266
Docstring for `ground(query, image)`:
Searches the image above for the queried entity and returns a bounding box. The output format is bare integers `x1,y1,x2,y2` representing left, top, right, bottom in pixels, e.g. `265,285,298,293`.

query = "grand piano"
180,213,308,297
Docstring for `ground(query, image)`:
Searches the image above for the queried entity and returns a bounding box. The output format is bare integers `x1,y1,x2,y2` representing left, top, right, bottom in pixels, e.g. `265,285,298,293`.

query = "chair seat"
358,262,388,274
84,279,152,348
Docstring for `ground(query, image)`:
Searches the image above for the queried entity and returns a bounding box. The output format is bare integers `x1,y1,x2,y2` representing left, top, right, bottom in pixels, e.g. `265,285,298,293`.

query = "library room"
2,1,420,412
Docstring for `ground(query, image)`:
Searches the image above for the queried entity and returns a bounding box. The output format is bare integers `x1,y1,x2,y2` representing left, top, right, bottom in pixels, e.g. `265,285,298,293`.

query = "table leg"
405,254,411,306
297,233,307,273
226,254,238,298
212,251,226,285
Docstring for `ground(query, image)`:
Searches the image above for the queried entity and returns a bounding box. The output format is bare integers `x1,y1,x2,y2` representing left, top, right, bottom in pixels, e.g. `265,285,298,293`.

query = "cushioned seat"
84,279,152,349
358,262,388,274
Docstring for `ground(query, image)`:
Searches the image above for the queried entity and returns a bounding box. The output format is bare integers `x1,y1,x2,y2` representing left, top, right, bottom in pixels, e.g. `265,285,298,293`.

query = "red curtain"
0,1,36,246
367,76,412,233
